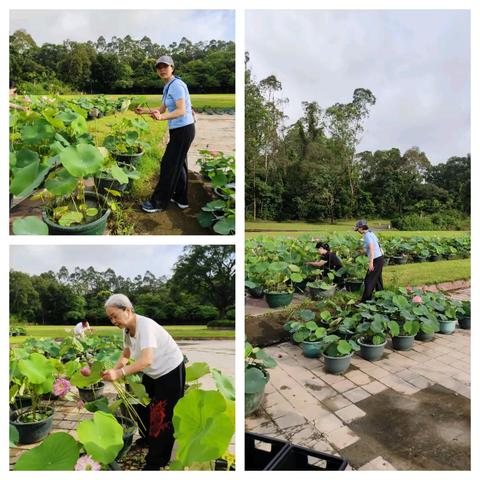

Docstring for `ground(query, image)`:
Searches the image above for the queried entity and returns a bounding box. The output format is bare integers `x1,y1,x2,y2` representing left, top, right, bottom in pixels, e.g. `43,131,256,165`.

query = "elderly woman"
102,293,185,471
135,55,196,213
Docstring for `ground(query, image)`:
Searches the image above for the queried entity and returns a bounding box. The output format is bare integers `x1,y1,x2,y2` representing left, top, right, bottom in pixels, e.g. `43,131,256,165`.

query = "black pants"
361,256,384,302
151,123,195,209
136,362,186,469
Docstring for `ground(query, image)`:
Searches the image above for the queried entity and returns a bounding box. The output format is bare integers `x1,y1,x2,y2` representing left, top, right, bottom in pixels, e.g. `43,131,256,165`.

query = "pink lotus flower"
412,295,423,304
80,366,91,377
23,95,32,103
74,455,101,471
53,377,71,397
209,149,219,156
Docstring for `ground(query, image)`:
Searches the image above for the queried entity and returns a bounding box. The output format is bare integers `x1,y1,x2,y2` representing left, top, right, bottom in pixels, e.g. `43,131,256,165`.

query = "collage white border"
1,0,477,478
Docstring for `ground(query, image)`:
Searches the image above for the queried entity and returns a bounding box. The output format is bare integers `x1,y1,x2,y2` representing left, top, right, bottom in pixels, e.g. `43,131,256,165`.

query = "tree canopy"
10,30,235,94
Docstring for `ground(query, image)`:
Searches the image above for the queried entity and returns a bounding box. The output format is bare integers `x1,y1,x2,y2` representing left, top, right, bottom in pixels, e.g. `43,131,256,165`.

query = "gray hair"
104,293,134,311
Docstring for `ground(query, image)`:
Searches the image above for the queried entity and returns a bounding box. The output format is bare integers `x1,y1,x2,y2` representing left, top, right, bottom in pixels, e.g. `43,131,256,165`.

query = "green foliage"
14,432,80,470
244,341,277,394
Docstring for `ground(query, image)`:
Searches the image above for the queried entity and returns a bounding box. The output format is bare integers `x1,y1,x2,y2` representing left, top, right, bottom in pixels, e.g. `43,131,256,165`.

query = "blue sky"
10,10,235,45
10,245,186,279
247,10,470,164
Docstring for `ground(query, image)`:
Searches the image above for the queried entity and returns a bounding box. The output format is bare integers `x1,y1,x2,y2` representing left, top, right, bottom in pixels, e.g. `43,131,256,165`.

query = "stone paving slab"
246,323,470,470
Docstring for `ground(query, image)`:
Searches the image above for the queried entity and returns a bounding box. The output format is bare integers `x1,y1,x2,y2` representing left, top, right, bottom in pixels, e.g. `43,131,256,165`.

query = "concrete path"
246,300,470,470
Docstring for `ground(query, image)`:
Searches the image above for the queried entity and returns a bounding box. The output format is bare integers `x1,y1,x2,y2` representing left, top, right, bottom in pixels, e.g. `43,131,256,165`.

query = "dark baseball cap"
353,219,368,231
155,55,174,67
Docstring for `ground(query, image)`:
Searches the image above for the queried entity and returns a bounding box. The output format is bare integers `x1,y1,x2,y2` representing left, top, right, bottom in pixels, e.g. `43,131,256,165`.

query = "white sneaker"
170,198,189,209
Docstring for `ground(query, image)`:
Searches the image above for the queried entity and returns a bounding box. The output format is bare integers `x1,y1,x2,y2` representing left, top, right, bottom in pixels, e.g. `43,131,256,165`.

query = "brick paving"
246,289,470,470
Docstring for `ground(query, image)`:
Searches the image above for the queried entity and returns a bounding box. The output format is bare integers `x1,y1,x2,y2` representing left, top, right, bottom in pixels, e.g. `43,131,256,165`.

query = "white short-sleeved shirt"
124,315,183,379
74,322,89,335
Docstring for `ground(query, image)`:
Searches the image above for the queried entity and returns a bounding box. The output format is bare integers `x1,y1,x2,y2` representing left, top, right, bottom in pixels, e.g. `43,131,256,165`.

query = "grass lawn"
9,325,234,345
246,219,469,239
383,258,470,287
61,93,235,110
88,110,168,201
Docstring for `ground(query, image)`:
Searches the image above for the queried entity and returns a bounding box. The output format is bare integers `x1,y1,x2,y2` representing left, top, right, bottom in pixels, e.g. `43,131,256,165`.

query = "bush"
207,319,235,329
391,211,469,231
225,308,235,321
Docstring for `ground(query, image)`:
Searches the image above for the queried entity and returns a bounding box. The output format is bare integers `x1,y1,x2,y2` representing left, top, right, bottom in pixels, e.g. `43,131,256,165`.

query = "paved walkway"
246,292,470,471
11,340,235,469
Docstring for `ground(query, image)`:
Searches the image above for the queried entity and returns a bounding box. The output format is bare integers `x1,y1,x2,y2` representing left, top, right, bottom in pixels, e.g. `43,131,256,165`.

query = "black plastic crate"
270,444,348,470
245,432,290,471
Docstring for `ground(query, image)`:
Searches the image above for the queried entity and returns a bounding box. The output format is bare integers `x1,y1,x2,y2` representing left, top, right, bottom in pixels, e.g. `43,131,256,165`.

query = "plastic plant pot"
357,339,387,361
429,255,442,262
438,320,456,335
265,292,293,308
344,280,363,292
302,341,322,358
458,316,471,330
10,406,54,445
77,382,105,402
112,149,144,166
391,335,415,351
322,353,353,374
415,331,435,342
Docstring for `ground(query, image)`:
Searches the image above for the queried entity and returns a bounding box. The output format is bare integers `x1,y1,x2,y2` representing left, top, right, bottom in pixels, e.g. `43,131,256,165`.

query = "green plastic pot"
391,335,415,351
438,320,456,335
357,339,387,361
265,292,293,308
42,192,110,235
458,316,471,330
415,331,435,342
245,390,265,416
308,285,336,300
247,286,264,299
322,353,353,374
302,341,322,358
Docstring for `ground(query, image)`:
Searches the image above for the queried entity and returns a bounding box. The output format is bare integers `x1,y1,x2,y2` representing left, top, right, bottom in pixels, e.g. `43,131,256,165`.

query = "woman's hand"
102,369,122,382
369,261,375,272
150,110,164,121
134,106,147,114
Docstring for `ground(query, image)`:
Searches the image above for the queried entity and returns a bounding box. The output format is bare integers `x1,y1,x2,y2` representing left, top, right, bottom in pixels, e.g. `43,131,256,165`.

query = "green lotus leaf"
110,163,129,184
337,339,352,355
58,211,84,227
59,144,104,178
10,157,49,197
77,411,124,465
85,208,98,217
14,432,80,470
21,121,56,145
12,216,49,235
45,167,77,196
213,216,235,235
173,389,234,468
186,362,210,382
197,211,215,228
18,352,54,384
211,368,235,401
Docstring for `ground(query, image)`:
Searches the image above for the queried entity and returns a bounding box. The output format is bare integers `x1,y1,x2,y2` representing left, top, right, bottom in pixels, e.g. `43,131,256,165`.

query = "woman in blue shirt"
354,219,384,302
135,55,195,213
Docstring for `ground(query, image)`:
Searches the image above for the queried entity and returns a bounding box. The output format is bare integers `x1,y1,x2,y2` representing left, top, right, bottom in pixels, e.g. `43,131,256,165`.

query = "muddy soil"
341,385,470,470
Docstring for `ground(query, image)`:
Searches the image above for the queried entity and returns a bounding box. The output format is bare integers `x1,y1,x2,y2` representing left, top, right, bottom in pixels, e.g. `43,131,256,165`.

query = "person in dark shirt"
306,242,343,275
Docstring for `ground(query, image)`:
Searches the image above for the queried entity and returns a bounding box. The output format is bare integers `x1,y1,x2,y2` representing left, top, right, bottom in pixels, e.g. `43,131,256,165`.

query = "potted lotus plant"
292,320,327,358
262,262,304,308
306,271,336,299
245,341,277,416
337,256,368,292
9,352,57,444
283,309,316,344
321,334,360,374
354,312,392,361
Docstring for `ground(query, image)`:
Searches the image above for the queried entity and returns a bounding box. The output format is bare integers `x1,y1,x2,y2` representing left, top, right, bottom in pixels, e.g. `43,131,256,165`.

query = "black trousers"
151,123,195,209
136,362,186,469
361,256,384,302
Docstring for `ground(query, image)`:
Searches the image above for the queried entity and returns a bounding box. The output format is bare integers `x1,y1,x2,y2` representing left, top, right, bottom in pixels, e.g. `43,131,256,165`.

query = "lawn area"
61,93,235,110
383,258,471,287
246,219,469,239
9,325,234,345
88,110,167,201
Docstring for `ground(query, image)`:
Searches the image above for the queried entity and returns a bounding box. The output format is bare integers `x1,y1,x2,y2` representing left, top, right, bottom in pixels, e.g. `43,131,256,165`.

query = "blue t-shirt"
162,77,194,130
363,231,382,259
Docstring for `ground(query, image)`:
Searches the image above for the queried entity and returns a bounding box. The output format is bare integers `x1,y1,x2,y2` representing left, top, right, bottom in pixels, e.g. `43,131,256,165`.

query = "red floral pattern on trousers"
149,399,170,438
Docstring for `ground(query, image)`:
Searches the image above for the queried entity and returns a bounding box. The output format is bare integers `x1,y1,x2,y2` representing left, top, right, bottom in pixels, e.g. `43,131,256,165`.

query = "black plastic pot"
294,279,308,293
415,331,435,341
112,150,144,166
115,415,137,459
247,286,265,299
345,279,363,292
429,255,442,262
458,316,471,330
77,382,105,402
443,254,455,261
42,192,110,235
94,164,133,195
10,406,54,444
245,432,290,471
9,396,32,412
413,256,428,263
392,255,407,265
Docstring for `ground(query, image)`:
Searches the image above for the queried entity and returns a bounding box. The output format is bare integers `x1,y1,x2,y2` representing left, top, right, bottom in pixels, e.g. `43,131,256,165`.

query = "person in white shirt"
73,320,93,338
101,293,185,471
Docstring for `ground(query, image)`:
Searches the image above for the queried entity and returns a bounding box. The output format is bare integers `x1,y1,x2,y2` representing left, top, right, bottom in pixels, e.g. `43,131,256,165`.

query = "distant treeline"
245,59,470,227
10,246,235,326
10,30,235,94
